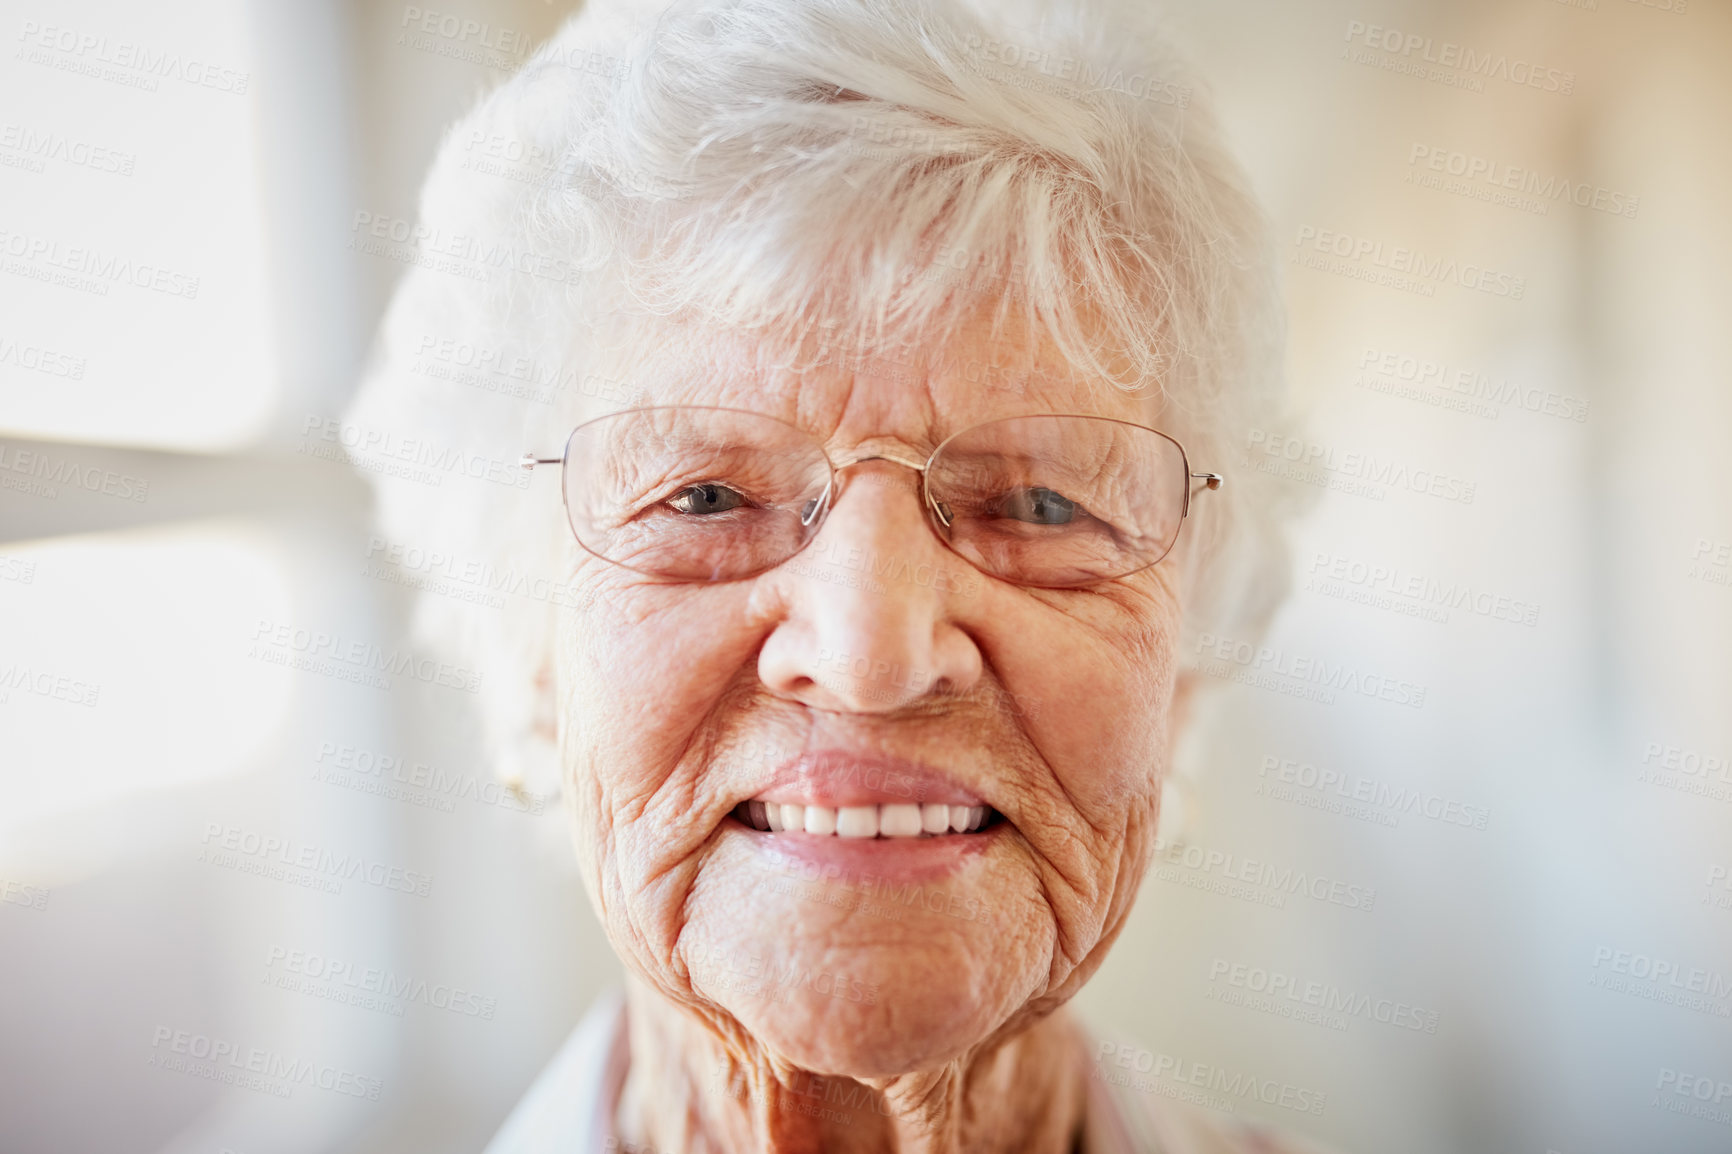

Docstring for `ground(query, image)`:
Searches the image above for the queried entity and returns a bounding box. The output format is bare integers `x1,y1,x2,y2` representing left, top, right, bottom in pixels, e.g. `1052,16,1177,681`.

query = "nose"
756,459,982,713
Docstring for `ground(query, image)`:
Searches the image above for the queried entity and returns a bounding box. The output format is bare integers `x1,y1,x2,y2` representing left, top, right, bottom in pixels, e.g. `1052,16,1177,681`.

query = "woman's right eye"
666,483,750,515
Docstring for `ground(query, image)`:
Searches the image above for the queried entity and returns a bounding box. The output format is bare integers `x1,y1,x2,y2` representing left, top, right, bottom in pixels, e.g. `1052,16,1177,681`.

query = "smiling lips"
732,751,1001,839
731,800,995,837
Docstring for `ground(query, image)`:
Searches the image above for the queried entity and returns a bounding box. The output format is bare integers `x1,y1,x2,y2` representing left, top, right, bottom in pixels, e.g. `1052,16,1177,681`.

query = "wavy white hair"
345,0,1295,796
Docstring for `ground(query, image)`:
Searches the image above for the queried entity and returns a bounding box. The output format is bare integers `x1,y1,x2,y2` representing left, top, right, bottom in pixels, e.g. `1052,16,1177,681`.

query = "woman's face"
555,309,1186,1078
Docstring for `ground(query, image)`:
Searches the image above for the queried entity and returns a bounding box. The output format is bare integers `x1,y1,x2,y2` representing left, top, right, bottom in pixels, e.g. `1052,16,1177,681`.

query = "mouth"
729,799,1001,838
724,751,1007,883
727,749,1006,840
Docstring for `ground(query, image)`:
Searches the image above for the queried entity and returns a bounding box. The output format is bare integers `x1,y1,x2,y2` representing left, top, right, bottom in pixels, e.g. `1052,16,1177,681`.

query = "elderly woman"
349,0,1317,1150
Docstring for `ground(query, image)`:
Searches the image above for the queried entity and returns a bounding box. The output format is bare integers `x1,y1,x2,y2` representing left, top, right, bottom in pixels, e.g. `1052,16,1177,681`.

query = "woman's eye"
666,483,750,515
991,487,1078,525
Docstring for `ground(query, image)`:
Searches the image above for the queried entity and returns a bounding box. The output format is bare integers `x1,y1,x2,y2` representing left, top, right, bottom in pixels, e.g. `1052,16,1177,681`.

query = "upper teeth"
737,801,990,837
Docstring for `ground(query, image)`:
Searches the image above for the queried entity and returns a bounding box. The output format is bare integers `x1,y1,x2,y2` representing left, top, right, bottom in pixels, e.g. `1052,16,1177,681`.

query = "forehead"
575,305,1159,451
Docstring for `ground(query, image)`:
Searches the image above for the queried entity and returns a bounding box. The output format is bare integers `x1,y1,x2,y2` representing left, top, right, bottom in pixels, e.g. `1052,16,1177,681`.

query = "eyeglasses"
521,406,1222,589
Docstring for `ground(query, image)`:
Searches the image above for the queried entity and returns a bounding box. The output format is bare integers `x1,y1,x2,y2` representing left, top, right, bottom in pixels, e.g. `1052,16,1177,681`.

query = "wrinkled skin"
551,306,1196,1153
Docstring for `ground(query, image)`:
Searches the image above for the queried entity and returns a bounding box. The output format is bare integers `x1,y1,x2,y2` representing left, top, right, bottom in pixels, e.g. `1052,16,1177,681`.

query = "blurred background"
1,0,1728,1152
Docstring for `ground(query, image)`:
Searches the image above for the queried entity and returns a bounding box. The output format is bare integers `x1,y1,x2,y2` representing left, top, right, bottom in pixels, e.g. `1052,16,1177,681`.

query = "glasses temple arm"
1182,471,1223,519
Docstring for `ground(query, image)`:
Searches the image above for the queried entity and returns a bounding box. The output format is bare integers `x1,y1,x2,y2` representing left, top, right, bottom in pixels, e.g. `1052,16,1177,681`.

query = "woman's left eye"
991,487,1078,525
666,483,750,515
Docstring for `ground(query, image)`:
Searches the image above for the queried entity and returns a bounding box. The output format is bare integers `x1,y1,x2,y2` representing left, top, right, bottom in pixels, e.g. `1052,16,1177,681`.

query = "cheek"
559,585,774,879
566,584,762,762
1005,598,1180,818
557,587,766,956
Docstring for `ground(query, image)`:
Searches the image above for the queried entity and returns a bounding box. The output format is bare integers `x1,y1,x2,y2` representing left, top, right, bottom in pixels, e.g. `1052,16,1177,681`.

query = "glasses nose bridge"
836,449,930,474
808,449,949,530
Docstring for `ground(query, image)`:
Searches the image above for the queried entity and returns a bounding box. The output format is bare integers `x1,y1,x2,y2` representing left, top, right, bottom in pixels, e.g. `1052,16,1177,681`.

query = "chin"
682,837,1047,1078
709,946,1011,1078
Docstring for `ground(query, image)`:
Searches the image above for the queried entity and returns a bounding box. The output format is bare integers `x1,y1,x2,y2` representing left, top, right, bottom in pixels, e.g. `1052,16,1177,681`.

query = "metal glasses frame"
521,406,1224,587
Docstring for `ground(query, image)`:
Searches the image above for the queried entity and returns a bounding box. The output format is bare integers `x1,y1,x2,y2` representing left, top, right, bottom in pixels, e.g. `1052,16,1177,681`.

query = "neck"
613,975,1090,1154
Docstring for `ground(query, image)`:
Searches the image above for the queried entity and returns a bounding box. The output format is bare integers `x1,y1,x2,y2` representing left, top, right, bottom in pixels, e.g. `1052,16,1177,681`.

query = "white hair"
344,0,1296,796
